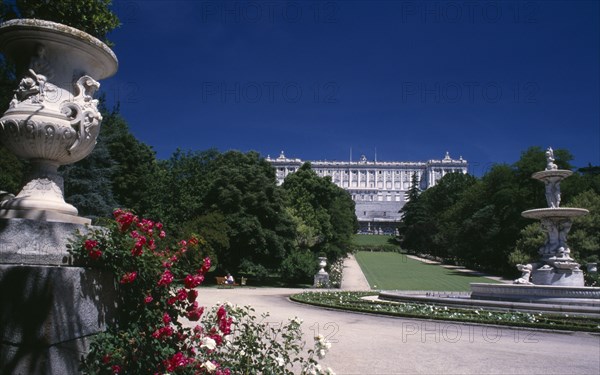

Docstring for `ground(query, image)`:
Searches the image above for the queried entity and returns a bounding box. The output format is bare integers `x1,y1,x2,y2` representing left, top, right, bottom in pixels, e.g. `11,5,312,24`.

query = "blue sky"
102,0,599,175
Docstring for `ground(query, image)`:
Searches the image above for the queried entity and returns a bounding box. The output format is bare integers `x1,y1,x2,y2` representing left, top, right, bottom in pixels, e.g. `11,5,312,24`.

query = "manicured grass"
354,251,501,291
351,234,397,246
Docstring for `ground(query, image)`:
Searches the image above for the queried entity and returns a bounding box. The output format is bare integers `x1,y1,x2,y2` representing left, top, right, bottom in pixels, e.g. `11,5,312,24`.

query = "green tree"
1,0,120,44
100,106,159,216
61,130,118,220
202,151,296,276
0,145,23,195
179,211,231,270
399,172,477,259
397,173,429,253
0,42,21,194
565,190,600,264
397,146,577,275
510,223,545,266
282,163,357,260
148,149,219,230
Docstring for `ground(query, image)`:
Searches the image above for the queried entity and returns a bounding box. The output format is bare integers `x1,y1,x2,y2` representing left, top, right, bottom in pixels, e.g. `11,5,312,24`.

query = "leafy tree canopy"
282,162,357,260
201,151,296,276
1,0,120,44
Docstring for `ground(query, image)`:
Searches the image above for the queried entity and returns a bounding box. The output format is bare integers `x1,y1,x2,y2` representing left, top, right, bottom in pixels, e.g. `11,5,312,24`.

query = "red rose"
158,270,174,286
84,239,99,251
119,272,137,284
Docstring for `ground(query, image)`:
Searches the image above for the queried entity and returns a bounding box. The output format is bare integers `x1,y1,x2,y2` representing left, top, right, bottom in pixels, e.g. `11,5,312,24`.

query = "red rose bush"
69,209,333,374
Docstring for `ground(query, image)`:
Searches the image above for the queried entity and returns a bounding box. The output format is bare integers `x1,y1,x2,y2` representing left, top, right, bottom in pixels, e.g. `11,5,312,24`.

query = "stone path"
340,253,371,290
193,288,599,374
188,258,600,374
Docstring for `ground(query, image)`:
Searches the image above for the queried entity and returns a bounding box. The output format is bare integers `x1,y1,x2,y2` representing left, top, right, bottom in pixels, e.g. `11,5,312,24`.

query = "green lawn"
351,234,397,246
354,251,501,291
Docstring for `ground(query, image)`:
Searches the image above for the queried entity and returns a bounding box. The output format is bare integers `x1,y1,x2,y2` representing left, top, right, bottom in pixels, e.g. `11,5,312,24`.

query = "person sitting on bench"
225,273,234,285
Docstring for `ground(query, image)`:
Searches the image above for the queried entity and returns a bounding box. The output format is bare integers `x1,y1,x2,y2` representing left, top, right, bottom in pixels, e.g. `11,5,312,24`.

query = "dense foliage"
1,0,120,44
398,147,600,276
281,163,358,283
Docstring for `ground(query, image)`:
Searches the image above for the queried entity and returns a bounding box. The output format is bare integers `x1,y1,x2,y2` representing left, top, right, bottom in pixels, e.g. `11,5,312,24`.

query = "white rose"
202,361,217,373
318,349,326,359
200,337,217,350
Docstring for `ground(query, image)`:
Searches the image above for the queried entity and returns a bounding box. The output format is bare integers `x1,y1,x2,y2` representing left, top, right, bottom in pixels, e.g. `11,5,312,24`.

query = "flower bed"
291,291,600,333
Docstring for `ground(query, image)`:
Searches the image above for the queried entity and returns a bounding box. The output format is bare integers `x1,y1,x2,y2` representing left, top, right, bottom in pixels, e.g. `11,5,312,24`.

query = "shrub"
327,258,344,288
280,250,317,284
68,209,334,374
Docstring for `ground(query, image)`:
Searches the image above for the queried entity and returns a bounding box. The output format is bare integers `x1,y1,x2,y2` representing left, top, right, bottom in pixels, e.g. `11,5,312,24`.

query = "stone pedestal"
314,273,330,288
531,267,584,286
314,256,330,287
0,218,116,374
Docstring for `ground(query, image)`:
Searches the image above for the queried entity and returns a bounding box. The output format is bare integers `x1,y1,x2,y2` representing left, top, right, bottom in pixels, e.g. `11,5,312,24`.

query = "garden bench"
215,276,245,287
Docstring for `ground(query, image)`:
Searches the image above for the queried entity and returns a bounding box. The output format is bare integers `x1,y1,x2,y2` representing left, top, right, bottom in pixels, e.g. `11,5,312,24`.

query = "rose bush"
69,209,333,374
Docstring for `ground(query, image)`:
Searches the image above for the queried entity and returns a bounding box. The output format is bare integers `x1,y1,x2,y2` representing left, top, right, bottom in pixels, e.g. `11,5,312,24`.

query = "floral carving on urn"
0,19,118,224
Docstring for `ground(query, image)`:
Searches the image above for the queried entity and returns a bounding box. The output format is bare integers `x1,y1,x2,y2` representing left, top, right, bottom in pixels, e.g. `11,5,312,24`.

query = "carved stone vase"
0,19,118,224
318,256,328,274
314,256,330,287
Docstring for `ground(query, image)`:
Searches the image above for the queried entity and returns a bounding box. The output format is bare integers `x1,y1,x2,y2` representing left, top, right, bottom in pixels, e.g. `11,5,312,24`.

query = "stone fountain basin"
531,169,573,180
522,207,589,220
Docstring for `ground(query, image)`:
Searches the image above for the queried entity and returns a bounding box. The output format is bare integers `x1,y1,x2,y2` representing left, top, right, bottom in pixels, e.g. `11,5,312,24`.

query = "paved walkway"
192,288,599,374
340,253,371,290
186,259,600,374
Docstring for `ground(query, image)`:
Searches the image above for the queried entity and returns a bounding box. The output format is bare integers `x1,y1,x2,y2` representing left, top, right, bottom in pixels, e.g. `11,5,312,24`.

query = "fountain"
380,147,599,313
470,147,598,304
517,148,588,285
0,19,118,373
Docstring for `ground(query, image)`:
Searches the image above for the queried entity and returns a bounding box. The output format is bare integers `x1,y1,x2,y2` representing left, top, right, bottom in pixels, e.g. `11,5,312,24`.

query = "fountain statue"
517,147,589,286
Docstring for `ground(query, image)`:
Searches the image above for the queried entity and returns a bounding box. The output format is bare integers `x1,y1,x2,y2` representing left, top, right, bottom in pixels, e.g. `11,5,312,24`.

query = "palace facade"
266,151,468,234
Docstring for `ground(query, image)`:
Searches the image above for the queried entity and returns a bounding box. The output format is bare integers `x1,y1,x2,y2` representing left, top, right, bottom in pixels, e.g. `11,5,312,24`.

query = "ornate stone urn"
318,256,328,274
0,19,118,224
314,256,330,287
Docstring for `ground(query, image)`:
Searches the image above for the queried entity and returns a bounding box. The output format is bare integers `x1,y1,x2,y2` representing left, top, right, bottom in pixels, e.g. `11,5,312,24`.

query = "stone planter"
0,19,118,224
314,256,329,287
